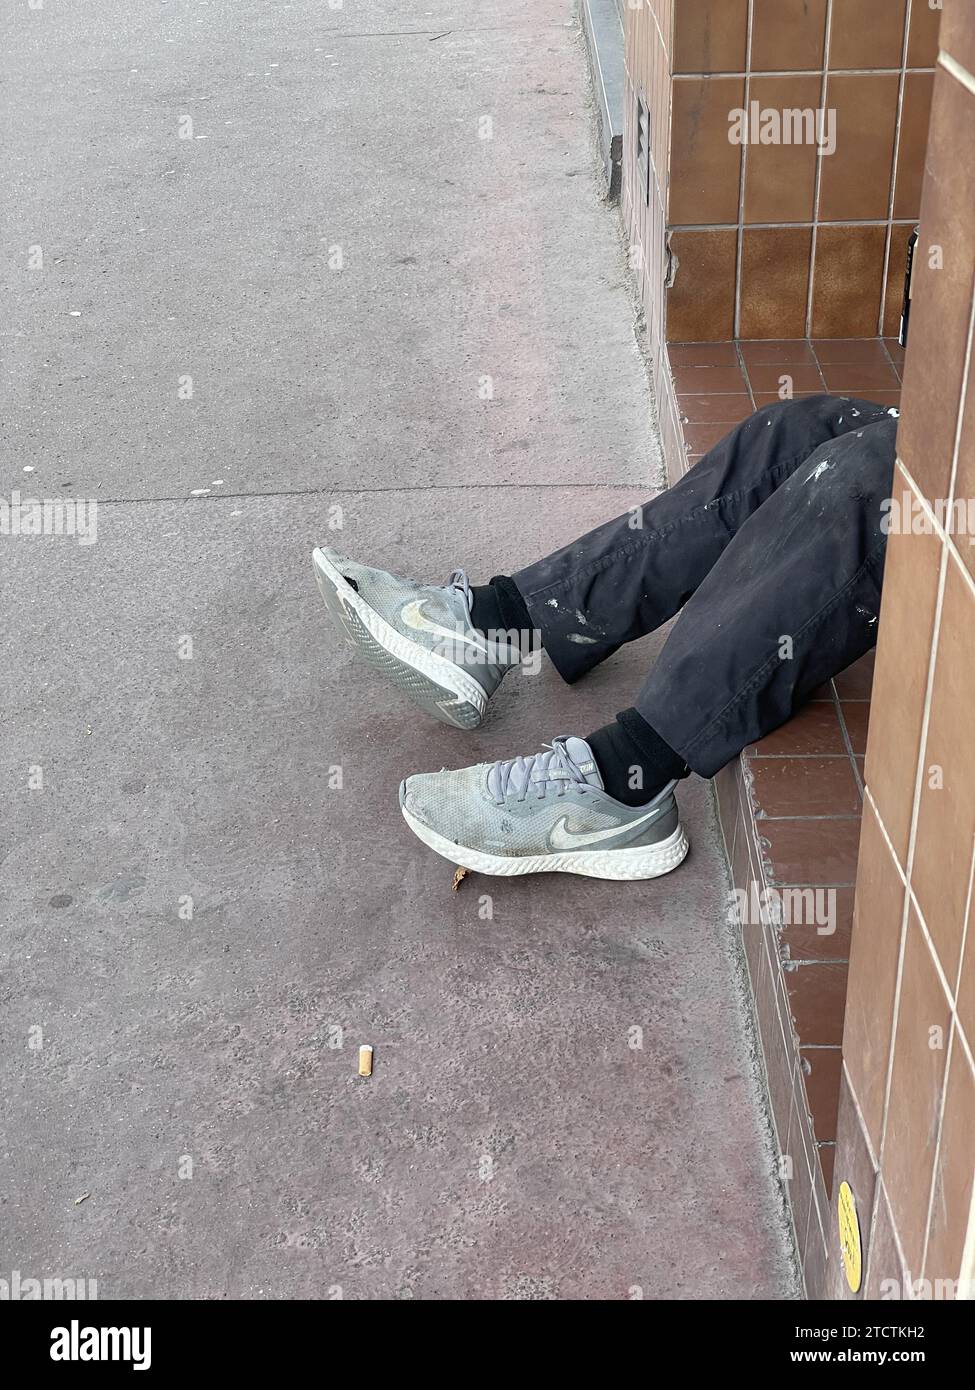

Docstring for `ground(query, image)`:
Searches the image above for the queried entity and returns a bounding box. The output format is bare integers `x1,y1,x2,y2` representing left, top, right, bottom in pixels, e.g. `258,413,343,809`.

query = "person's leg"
398,415,898,880
630,414,898,777
500,394,895,684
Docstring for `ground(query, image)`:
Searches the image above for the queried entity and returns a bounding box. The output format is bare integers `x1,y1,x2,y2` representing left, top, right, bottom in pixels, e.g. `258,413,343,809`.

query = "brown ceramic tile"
800,1047,843,1141
941,0,975,75
760,818,862,888
819,74,899,221
751,391,824,407
681,420,741,454
739,227,813,340
811,224,887,338
898,69,975,504
750,0,828,72
862,522,940,865
673,0,749,74
748,756,862,818
668,341,740,366
812,337,893,365
907,0,943,67
924,1038,975,1288
821,361,901,394
739,339,818,366
833,650,875,700
749,701,847,756
826,1067,878,1298
843,799,906,1151
743,76,821,223
838,701,871,756
883,223,916,338
678,392,754,424
779,886,854,961
785,962,851,1044
672,363,749,393
851,390,901,407
829,0,908,70
669,77,745,224
911,561,975,983
666,229,738,341
894,71,935,219
882,906,952,1272
864,1180,908,1298
746,362,825,394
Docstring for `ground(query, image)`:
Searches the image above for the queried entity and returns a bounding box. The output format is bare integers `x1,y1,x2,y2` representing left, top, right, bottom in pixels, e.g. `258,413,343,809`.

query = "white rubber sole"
312,548,488,730
401,806,690,881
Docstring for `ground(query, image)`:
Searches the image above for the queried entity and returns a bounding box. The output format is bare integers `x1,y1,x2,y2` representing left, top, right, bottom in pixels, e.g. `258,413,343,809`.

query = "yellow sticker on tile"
838,1180,862,1293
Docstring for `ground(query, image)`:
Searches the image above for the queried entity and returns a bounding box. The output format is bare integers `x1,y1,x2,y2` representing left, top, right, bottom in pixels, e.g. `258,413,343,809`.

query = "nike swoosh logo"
400,598,490,655
549,805,664,851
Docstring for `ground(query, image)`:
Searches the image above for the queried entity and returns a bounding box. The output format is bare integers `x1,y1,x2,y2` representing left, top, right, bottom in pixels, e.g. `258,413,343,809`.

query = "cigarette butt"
357,1045,373,1077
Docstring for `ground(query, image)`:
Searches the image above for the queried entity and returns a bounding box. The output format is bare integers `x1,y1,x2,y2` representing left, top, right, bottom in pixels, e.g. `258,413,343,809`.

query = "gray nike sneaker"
399,735,689,880
312,546,520,729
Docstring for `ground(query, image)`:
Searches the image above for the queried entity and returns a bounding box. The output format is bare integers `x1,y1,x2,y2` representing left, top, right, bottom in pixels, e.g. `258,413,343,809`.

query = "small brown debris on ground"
357,1044,373,1077
452,866,469,891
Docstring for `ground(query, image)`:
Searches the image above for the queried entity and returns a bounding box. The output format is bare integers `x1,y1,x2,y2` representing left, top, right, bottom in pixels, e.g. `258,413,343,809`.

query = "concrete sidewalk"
1,0,797,1298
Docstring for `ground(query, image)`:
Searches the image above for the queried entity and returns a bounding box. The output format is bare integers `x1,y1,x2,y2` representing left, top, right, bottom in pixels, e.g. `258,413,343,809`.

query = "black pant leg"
512,395,895,683
636,416,898,777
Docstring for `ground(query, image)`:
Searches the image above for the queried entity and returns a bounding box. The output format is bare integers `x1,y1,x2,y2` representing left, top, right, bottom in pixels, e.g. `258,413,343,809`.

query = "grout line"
735,340,758,409
733,0,754,339
672,66,936,79
841,1057,880,1170
805,0,834,336
878,0,914,338
668,218,914,231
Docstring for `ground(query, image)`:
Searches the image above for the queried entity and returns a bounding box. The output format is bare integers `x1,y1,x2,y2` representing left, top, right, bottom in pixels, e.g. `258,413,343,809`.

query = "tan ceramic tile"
666,229,738,341
941,0,975,75
923,1039,975,1290
811,224,887,338
739,227,813,339
829,0,908,71
882,907,952,1274
952,331,975,586
673,0,749,74
743,76,821,223
898,70,975,503
669,76,745,224
864,1180,908,1297
910,559,975,984
825,1067,878,1298
863,521,940,865
907,0,943,67
819,74,900,222
894,72,935,219
750,0,828,72
843,800,906,1153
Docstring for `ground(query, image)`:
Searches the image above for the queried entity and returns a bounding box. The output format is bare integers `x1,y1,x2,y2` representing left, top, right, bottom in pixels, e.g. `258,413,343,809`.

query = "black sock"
470,576,538,652
587,709,689,806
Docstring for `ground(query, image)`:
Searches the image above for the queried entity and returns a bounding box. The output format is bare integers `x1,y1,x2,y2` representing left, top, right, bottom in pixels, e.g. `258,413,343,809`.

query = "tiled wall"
625,1,940,352
827,1,975,1302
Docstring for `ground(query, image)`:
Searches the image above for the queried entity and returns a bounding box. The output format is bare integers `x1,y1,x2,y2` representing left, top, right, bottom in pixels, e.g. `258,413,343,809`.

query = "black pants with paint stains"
512,395,898,777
